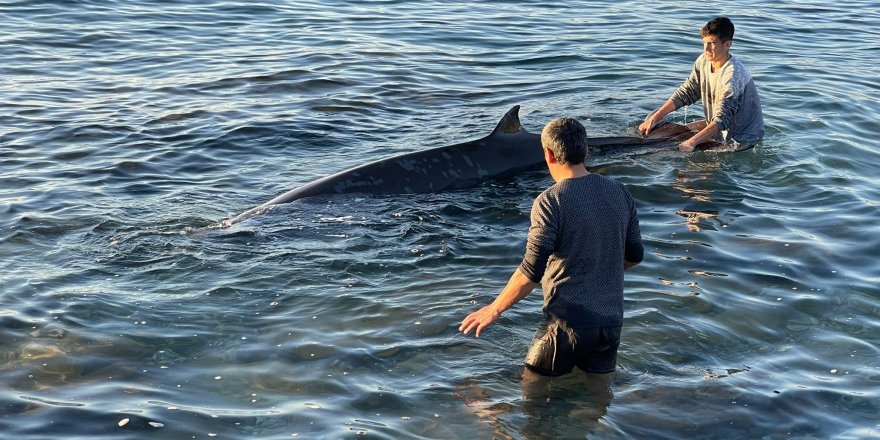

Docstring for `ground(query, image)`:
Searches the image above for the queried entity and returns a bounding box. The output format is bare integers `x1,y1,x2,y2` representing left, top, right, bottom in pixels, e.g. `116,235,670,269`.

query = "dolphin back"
226,105,683,225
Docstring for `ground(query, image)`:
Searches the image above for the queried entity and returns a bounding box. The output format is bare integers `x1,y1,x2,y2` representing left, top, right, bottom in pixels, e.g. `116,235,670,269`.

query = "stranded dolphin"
226,105,673,224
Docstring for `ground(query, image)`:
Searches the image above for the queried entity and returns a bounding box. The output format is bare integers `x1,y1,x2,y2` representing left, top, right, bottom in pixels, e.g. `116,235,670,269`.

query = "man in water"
459,117,643,395
639,17,764,151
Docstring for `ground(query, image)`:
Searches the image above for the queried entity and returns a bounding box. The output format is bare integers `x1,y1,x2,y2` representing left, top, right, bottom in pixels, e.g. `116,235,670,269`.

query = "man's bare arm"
679,121,720,151
459,268,538,338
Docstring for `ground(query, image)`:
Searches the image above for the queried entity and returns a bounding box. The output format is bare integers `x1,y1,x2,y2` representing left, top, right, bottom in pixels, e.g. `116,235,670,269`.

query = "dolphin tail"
491,105,524,135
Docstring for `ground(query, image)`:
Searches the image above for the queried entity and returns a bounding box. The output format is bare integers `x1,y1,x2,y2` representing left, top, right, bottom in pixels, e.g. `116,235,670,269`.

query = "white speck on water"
149,422,165,428
434,414,439,417
777,298,782,301
414,322,421,325
831,369,838,373
401,416,411,420
214,376,222,380
118,418,130,427
209,434,217,437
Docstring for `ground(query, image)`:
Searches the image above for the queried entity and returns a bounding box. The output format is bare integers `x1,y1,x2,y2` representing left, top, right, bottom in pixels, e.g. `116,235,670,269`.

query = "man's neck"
712,54,731,72
550,164,589,183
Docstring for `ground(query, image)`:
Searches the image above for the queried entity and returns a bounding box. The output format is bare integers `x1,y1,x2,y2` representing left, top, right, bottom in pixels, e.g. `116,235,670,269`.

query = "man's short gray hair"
540,117,588,165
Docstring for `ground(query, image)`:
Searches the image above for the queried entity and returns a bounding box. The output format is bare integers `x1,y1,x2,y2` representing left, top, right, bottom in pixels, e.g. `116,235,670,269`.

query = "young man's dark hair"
701,16,735,41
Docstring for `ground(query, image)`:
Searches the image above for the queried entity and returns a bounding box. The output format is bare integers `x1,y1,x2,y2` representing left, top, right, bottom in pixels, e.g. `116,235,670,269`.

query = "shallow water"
2,1,879,438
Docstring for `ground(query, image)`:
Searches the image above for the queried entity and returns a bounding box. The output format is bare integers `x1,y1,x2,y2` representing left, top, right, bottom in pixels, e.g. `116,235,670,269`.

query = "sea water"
1,1,879,438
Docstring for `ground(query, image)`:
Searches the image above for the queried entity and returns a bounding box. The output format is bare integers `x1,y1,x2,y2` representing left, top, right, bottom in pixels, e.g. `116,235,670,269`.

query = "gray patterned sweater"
519,174,643,328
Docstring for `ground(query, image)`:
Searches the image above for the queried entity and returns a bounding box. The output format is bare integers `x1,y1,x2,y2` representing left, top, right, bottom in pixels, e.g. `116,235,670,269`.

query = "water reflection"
672,161,725,232
457,368,616,439
673,168,717,202
676,208,720,232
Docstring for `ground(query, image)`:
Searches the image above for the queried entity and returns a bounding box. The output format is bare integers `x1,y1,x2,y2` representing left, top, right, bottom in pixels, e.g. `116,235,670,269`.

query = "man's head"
700,17,734,64
701,17,735,41
541,117,588,165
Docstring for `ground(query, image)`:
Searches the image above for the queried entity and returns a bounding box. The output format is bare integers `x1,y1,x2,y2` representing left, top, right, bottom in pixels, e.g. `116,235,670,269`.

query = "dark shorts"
524,318,621,376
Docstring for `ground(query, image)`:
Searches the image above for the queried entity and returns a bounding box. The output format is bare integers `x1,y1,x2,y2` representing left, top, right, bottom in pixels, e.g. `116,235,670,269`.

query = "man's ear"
545,148,557,164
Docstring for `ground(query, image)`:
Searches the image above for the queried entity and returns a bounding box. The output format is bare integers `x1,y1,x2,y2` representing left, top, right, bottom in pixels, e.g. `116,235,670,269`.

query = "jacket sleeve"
623,190,644,263
669,59,702,109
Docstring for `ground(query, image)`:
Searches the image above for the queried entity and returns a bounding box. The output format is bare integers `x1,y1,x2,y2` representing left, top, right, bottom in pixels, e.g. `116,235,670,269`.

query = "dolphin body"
227,105,674,224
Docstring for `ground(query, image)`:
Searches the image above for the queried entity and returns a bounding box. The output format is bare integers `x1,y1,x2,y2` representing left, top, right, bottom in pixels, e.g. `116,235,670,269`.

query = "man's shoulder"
724,55,755,88
533,184,559,208
585,173,626,191
559,174,630,199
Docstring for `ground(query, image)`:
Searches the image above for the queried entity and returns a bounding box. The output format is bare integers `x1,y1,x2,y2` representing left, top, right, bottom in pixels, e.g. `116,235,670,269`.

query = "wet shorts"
524,318,621,376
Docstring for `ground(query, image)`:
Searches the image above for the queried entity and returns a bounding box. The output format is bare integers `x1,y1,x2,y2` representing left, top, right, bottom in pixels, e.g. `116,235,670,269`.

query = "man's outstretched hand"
459,305,501,338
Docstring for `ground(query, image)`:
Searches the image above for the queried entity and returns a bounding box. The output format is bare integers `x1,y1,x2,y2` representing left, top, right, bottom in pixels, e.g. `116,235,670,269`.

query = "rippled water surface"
2,1,879,438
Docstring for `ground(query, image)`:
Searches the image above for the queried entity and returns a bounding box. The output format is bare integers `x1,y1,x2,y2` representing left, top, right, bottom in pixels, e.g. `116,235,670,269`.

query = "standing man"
459,117,643,389
639,17,764,151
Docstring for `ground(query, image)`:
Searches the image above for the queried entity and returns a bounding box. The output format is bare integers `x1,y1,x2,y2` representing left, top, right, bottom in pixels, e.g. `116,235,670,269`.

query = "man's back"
519,173,642,329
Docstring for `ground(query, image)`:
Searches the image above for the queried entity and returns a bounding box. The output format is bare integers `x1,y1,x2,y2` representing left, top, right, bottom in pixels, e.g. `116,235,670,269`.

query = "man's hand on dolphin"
678,139,696,152
638,117,657,136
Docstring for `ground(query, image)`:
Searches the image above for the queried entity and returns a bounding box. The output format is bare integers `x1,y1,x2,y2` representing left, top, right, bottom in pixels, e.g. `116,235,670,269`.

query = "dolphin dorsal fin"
491,105,523,135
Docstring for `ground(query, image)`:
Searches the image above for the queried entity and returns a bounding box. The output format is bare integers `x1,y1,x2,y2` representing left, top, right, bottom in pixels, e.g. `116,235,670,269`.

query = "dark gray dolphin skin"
227,105,673,224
